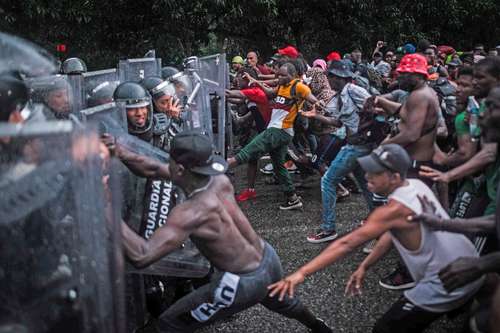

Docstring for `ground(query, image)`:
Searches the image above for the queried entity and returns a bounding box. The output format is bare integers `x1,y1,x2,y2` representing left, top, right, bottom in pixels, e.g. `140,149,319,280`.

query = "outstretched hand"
242,72,257,85
345,266,366,297
407,195,443,229
267,271,306,301
419,165,451,183
300,105,318,119
438,257,483,292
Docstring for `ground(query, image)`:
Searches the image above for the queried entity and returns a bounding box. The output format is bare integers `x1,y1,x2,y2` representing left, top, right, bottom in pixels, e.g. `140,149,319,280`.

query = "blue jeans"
320,144,374,232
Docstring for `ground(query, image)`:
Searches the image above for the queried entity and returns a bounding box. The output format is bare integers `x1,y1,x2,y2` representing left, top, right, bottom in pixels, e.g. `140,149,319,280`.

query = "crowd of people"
226,40,500,332
2,33,500,333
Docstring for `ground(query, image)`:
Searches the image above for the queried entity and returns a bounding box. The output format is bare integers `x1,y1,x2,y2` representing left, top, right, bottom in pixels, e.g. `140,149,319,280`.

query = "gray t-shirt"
389,179,483,313
323,83,370,137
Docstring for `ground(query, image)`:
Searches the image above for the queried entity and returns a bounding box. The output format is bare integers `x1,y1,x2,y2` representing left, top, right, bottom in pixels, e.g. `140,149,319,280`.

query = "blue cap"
404,43,416,54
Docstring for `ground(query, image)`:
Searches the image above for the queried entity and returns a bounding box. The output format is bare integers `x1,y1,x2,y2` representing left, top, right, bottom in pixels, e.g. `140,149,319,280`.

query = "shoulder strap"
290,80,301,99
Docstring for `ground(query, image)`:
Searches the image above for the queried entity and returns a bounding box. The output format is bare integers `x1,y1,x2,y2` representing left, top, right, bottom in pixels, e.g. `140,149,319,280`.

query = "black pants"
373,296,442,333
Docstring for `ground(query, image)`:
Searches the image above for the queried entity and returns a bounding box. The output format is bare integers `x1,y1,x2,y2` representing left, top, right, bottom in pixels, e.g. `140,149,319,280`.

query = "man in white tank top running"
269,144,484,333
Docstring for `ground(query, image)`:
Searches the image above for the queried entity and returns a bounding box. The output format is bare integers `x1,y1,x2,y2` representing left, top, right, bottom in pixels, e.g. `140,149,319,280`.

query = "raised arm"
374,96,402,115
410,213,495,235
243,73,277,98
420,142,497,183
121,201,201,268
225,89,246,99
300,105,342,127
102,134,171,179
268,202,405,300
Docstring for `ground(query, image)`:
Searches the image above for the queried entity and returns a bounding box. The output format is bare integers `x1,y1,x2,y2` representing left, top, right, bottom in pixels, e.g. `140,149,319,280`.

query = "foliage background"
1,0,500,69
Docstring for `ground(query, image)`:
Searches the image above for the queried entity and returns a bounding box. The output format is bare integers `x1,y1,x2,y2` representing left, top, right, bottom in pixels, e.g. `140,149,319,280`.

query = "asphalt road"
196,164,467,333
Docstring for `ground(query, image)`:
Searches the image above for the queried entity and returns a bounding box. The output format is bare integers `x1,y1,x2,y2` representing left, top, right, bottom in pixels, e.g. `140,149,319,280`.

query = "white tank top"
389,179,483,313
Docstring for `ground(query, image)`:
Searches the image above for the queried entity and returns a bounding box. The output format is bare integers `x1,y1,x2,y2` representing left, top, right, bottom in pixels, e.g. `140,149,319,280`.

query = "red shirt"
241,86,271,125
257,64,272,75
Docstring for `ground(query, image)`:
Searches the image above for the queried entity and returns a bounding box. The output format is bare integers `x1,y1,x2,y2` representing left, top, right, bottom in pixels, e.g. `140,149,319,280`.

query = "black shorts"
372,296,442,333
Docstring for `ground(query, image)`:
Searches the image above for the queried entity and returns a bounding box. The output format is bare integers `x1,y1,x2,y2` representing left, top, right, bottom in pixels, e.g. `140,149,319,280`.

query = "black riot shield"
26,74,82,120
118,58,162,82
0,121,125,333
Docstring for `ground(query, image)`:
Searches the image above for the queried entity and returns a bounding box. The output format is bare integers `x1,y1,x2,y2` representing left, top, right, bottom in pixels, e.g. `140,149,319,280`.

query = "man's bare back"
121,174,265,273
395,85,440,161
181,175,264,273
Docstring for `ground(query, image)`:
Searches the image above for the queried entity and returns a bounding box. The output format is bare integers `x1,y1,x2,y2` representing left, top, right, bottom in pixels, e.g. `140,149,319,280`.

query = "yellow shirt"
268,79,311,135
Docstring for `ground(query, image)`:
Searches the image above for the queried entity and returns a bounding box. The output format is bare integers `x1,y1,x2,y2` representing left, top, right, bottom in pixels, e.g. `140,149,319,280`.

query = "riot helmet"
87,81,119,107
161,66,180,80
61,57,87,75
113,81,153,135
30,75,72,119
0,72,28,122
141,76,175,100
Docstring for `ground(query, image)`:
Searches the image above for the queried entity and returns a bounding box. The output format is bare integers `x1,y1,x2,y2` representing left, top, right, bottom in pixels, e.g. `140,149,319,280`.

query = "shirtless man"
372,53,440,186
117,130,332,332
268,144,483,333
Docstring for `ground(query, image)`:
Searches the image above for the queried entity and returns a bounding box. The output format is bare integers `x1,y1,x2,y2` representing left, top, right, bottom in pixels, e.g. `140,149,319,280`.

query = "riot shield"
0,121,125,333
199,54,227,156
80,102,128,134
0,32,56,76
26,74,82,120
118,58,162,82
82,68,119,107
181,54,228,157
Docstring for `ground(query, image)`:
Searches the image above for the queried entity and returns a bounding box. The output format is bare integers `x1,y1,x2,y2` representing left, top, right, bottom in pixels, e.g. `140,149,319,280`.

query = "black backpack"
344,87,390,146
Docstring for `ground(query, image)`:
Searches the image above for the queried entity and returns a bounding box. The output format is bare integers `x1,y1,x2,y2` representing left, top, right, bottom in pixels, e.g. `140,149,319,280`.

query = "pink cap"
312,59,327,71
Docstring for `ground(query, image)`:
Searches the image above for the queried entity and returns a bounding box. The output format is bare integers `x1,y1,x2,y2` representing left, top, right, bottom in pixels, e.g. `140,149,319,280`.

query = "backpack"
430,77,456,136
344,86,390,146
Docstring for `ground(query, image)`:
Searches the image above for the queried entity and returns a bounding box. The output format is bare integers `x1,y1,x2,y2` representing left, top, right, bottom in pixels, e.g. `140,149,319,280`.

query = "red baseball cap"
278,45,299,59
396,54,429,78
326,51,341,62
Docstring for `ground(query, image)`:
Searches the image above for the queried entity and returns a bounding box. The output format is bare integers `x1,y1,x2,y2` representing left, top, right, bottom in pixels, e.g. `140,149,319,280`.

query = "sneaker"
311,318,333,333
363,239,377,254
260,163,274,175
235,188,256,202
307,230,338,244
279,196,303,210
379,266,416,290
284,160,299,174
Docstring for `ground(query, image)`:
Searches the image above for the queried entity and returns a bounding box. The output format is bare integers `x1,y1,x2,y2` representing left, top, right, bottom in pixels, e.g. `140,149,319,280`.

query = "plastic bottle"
467,96,480,141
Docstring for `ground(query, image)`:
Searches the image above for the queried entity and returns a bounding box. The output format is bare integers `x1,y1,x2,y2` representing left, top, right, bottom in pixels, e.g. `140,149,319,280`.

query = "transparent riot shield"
66,74,85,115
26,74,81,120
82,68,119,106
0,121,125,333
0,32,56,76
80,102,128,134
118,58,162,82
199,54,227,156
181,54,227,157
